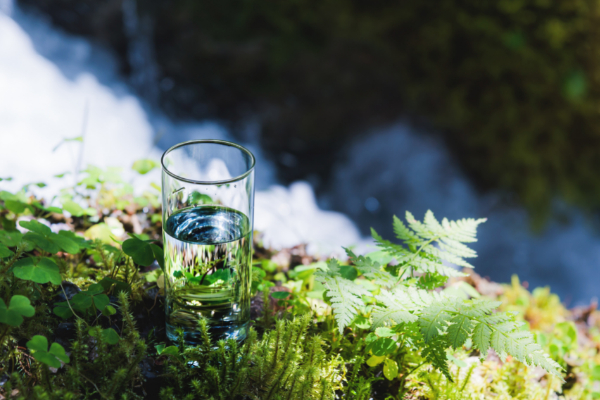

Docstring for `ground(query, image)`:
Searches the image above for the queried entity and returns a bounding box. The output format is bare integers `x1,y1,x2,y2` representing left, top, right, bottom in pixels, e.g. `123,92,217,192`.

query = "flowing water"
163,205,252,344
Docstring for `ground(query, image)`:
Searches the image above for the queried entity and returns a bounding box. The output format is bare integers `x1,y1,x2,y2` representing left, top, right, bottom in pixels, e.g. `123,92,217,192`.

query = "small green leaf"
102,305,116,316
367,338,396,356
339,265,358,281
150,243,164,269
58,230,92,249
85,283,104,296
0,244,13,258
98,277,131,294
159,346,180,356
49,233,80,254
375,327,394,338
123,237,155,266
92,328,120,344
12,257,62,285
23,232,59,254
366,355,385,367
354,315,371,330
155,344,165,354
0,295,35,326
61,200,84,217
0,230,23,247
92,294,110,311
19,220,52,235
5,200,27,214
53,302,74,319
132,159,158,175
70,293,93,311
383,359,399,380
271,291,290,300
26,335,69,368
27,335,49,352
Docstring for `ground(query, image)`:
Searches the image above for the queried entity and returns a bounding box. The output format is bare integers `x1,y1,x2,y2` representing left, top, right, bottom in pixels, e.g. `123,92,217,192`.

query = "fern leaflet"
315,259,372,334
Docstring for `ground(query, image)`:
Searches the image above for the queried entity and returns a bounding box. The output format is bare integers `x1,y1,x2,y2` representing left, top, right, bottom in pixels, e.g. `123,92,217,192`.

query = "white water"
1,4,599,303
0,6,363,258
329,124,600,304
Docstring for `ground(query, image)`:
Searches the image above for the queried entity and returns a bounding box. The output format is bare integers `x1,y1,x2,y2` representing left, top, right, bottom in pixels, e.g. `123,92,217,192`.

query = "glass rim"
161,139,256,185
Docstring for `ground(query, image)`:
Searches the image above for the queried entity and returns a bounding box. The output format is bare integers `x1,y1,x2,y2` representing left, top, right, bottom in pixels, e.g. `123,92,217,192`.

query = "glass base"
166,321,249,346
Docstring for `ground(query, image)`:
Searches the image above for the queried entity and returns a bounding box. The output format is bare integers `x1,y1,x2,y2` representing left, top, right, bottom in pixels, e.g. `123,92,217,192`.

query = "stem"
0,248,24,276
65,365,110,400
0,326,12,365
60,283,84,321
404,361,426,379
395,236,441,286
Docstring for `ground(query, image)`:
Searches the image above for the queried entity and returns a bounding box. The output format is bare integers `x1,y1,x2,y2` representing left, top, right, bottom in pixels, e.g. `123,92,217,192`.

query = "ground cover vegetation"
1,162,600,399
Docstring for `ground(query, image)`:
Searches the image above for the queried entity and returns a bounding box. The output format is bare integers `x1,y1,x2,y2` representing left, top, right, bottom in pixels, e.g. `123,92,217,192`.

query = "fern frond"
345,248,395,288
446,315,472,349
489,321,563,378
421,335,452,382
407,253,466,277
419,302,452,342
471,321,492,358
371,289,417,328
392,215,419,242
406,211,436,239
371,228,410,258
315,260,372,334
441,217,486,243
422,245,475,269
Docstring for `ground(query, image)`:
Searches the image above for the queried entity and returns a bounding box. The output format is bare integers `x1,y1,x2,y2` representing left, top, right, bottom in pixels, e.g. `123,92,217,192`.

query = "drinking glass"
161,140,255,344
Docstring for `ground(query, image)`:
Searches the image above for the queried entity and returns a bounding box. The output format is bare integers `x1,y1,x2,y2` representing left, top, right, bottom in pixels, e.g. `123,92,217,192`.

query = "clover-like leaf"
53,302,75,319
101,328,120,344
102,305,117,316
58,230,92,249
123,237,155,266
0,295,35,326
0,244,13,258
23,232,59,253
98,277,131,295
4,200,28,214
50,233,79,254
0,230,23,247
19,221,80,255
157,345,179,357
93,294,110,311
12,257,62,285
89,327,120,344
150,243,164,269
20,220,51,235
26,335,70,369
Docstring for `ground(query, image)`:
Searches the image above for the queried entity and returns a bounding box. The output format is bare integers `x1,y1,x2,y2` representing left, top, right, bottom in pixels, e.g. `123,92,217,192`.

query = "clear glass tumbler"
161,140,254,344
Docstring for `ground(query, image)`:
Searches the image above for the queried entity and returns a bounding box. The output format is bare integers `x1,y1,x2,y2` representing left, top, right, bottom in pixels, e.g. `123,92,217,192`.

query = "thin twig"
60,283,84,321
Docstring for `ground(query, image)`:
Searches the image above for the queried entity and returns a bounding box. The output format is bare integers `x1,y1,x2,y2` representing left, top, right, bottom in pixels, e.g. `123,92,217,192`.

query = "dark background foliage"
18,0,600,224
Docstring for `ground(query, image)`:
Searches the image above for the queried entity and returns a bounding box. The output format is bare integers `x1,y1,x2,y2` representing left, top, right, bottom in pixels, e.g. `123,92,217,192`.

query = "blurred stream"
1,1,600,304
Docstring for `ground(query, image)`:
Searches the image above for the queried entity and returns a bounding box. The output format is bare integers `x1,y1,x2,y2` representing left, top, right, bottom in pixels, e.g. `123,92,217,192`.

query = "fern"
316,259,372,334
316,210,563,380
345,248,395,288
373,210,486,277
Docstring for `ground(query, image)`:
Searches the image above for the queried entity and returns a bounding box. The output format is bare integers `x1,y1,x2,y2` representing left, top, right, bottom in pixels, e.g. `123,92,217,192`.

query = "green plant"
1,163,598,399
315,211,562,388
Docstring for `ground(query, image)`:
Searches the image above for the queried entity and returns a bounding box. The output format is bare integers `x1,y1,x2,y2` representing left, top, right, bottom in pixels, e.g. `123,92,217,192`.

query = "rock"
53,281,80,302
